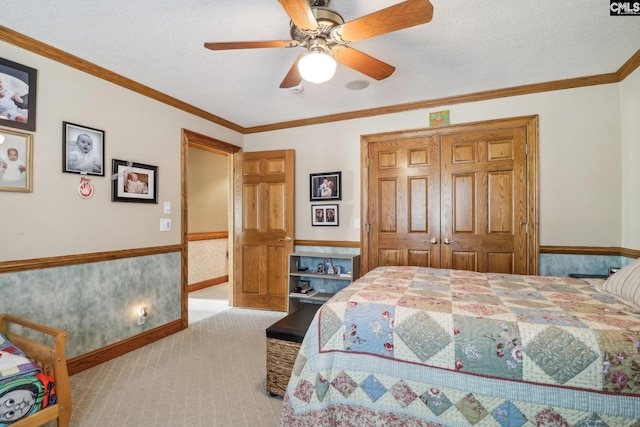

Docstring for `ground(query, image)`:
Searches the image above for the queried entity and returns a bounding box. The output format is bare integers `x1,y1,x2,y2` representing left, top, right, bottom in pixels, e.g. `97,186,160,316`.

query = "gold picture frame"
0,127,33,192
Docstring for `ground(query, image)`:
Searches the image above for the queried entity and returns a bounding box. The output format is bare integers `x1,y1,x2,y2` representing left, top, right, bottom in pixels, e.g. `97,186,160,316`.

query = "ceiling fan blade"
278,0,319,33
204,40,300,50
279,56,303,88
332,0,433,43
332,46,395,80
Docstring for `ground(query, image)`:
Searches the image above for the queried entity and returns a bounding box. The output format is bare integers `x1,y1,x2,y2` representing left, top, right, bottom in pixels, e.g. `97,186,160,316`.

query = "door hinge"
525,143,529,156
520,221,529,234
364,223,371,233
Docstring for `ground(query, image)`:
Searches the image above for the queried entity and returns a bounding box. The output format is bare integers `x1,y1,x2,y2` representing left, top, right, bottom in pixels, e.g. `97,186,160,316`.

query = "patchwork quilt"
280,266,640,426
0,333,56,426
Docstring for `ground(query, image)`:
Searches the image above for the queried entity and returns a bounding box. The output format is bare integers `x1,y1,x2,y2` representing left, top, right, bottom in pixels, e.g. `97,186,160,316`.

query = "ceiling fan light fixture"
298,47,336,84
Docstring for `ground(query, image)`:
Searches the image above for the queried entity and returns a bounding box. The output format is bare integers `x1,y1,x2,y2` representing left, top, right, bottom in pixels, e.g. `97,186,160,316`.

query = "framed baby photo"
0,57,37,132
310,171,341,201
311,204,339,226
111,158,158,204
62,121,105,176
0,127,33,193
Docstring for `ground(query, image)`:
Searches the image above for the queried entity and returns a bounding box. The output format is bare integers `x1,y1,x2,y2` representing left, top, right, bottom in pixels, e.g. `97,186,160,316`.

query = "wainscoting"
1,241,636,375
188,232,228,289
539,246,639,276
0,247,182,373
296,240,639,277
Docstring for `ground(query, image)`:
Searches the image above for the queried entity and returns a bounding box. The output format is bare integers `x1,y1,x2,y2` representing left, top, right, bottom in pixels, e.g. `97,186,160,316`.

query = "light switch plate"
163,202,171,214
160,218,171,231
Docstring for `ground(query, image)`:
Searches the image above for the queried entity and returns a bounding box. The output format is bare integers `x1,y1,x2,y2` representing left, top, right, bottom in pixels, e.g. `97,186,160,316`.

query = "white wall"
244,83,623,247
620,67,640,251
0,41,243,262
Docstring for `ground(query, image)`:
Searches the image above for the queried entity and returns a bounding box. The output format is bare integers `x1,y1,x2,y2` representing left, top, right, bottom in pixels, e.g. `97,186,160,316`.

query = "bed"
0,314,71,427
280,260,640,426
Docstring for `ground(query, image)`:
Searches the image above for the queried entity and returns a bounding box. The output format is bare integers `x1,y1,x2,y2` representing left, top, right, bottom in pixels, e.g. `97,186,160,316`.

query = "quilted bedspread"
280,266,640,426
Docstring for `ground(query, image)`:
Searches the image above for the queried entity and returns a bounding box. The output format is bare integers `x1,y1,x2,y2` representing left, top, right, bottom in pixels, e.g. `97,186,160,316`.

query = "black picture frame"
310,171,341,201
62,122,105,176
312,204,339,226
0,127,33,193
0,57,37,132
111,159,158,204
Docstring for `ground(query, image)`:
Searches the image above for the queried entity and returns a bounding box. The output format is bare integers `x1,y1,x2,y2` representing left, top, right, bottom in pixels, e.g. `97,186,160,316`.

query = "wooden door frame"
181,129,241,328
360,115,539,275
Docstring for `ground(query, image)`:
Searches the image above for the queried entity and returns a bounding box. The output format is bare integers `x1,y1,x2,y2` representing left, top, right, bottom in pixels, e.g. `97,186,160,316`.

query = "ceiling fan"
204,0,434,88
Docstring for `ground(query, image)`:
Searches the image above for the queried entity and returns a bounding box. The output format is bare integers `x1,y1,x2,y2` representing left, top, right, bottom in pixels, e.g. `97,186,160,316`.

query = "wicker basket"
266,337,301,396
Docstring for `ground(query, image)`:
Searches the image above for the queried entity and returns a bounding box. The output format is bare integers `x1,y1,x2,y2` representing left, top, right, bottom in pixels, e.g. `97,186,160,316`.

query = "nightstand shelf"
288,252,360,313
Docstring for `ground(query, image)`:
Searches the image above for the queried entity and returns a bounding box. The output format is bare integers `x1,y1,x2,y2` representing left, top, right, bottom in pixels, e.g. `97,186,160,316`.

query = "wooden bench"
266,304,320,397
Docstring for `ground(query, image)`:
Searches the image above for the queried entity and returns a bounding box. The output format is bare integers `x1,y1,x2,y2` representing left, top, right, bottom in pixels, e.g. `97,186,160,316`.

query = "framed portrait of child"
0,57,37,132
111,158,158,204
0,127,32,192
62,121,105,176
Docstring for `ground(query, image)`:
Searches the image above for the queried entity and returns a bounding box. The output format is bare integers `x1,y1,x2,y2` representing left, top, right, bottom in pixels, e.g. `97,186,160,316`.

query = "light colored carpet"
64,307,286,426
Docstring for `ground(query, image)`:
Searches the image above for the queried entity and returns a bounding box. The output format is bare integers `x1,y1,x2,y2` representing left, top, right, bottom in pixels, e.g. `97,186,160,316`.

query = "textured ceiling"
2,1,639,129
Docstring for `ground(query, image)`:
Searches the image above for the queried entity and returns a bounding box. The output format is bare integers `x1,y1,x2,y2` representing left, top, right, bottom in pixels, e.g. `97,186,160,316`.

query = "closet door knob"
443,238,458,245
278,237,292,242
429,238,438,244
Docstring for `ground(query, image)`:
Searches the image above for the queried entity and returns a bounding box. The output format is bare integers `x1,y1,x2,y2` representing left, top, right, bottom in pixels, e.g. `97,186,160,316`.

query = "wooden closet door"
440,127,528,274
368,137,441,268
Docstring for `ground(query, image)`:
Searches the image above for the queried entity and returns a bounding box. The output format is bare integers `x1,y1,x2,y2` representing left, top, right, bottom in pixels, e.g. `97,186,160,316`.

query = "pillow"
601,257,640,309
0,333,41,381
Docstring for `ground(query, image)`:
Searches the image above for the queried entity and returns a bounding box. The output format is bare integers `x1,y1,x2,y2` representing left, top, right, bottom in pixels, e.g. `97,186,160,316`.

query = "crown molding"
2,27,638,135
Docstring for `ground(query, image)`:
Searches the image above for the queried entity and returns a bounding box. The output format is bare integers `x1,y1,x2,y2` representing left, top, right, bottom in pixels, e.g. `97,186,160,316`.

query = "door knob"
429,238,438,244
278,236,293,242
443,238,458,245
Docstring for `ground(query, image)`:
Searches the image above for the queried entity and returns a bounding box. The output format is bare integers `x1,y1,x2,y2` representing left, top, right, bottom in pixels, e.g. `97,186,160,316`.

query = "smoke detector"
346,80,370,90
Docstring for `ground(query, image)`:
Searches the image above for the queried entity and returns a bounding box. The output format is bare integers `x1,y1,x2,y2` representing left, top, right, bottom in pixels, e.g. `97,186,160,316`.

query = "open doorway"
189,281,230,323
181,129,241,327
187,146,230,323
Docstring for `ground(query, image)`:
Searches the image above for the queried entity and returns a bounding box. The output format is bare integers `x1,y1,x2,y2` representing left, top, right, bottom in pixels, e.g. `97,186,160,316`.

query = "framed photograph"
310,171,341,201
0,57,37,132
0,127,32,192
111,159,158,204
296,280,311,293
62,122,105,176
312,204,339,226
298,280,311,288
